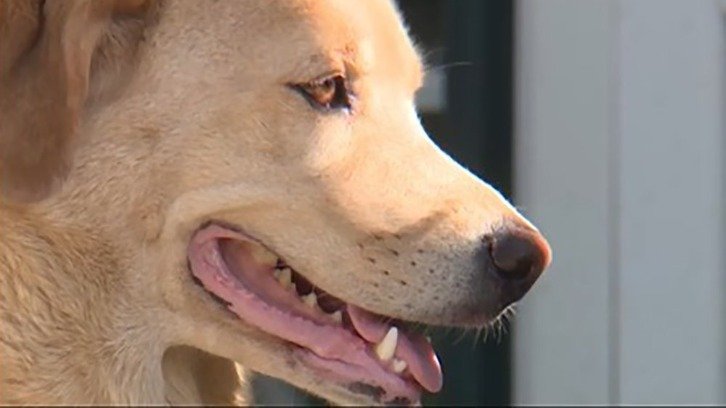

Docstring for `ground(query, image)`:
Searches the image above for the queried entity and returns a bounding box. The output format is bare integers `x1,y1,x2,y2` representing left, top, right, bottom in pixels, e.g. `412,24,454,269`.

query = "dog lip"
187,222,430,402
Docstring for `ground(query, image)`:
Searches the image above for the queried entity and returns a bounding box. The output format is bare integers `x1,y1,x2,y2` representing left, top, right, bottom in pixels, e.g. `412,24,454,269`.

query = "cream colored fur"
0,0,546,405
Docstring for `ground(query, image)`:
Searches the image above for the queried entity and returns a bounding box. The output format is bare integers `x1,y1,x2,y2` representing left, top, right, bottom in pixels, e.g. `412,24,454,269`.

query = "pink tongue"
347,305,443,393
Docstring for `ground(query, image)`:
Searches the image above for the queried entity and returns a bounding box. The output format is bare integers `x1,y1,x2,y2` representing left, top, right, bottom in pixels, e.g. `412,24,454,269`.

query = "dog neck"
0,203,170,404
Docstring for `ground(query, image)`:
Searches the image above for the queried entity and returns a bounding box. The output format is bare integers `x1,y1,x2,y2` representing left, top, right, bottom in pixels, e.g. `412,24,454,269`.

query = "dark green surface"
413,1,514,405
253,1,515,405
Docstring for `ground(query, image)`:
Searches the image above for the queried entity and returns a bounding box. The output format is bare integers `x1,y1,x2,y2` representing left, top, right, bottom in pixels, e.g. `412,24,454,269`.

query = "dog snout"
484,223,551,305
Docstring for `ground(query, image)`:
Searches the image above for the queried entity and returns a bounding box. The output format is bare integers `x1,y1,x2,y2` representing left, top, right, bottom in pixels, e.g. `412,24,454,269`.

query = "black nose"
485,224,551,304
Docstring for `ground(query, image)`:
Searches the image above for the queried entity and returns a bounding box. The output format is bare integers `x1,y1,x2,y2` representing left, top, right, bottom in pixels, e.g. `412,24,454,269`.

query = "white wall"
514,0,725,404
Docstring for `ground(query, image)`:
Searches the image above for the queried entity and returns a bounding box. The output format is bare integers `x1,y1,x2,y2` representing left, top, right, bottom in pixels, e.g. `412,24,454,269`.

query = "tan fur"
0,0,548,405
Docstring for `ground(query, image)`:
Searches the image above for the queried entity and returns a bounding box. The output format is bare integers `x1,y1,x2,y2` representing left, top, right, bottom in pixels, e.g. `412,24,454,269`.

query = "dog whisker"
424,60,475,75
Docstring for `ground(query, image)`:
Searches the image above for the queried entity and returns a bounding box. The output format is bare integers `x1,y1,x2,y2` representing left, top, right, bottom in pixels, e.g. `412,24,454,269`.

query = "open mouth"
187,223,442,405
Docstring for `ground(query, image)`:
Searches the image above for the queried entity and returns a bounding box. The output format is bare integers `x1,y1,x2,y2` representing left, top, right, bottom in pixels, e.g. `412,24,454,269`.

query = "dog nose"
485,224,551,304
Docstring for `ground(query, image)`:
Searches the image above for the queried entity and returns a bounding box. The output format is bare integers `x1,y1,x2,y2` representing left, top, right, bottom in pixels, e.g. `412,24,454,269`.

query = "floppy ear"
0,0,150,202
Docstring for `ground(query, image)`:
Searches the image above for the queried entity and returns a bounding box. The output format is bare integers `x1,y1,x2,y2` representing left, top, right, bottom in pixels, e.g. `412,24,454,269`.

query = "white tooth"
374,327,398,362
278,267,292,288
392,358,407,374
303,292,317,308
330,310,343,324
273,268,281,279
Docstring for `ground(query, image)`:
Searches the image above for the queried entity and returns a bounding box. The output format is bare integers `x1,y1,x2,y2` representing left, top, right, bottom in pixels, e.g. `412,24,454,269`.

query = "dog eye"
292,75,352,112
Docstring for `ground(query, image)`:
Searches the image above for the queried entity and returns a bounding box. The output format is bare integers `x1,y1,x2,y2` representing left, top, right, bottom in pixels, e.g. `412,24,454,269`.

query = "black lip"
348,381,386,402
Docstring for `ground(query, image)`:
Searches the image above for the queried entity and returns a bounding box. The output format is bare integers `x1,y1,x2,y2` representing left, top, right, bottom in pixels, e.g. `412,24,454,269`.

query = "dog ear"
0,0,150,202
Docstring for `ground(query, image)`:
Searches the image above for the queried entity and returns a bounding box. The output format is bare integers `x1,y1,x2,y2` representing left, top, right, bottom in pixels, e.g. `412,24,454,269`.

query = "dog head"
1,0,550,404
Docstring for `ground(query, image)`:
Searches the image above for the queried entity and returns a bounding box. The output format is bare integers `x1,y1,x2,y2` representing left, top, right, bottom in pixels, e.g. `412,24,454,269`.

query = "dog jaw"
185,223,442,404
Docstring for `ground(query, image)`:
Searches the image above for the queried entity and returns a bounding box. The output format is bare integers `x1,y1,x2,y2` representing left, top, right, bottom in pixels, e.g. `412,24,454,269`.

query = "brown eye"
291,75,352,112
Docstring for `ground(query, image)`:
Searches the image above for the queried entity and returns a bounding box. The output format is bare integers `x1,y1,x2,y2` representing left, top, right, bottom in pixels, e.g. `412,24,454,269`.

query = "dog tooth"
374,327,398,362
273,268,281,279
392,358,407,374
278,267,292,288
330,310,342,324
303,292,317,308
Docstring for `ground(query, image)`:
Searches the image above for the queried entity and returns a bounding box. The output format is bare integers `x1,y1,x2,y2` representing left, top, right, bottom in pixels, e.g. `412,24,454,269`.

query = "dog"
0,0,551,405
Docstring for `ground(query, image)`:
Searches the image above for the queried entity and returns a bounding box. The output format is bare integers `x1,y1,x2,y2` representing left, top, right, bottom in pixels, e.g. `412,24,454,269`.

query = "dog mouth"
187,223,442,405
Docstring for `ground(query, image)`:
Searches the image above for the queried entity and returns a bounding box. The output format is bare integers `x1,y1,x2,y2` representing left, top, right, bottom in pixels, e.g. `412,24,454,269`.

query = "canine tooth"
273,269,281,279
302,292,317,308
392,358,407,374
374,327,398,362
330,310,342,324
277,267,292,288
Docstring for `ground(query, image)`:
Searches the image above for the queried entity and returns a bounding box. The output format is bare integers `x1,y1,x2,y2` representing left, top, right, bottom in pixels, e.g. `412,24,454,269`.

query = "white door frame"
513,0,725,404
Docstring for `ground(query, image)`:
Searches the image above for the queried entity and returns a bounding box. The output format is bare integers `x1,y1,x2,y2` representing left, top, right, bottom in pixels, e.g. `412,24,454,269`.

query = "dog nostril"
486,226,551,284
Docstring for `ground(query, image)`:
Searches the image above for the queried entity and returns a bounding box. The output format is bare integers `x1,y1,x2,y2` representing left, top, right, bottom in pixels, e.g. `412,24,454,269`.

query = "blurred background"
254,0,726,405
